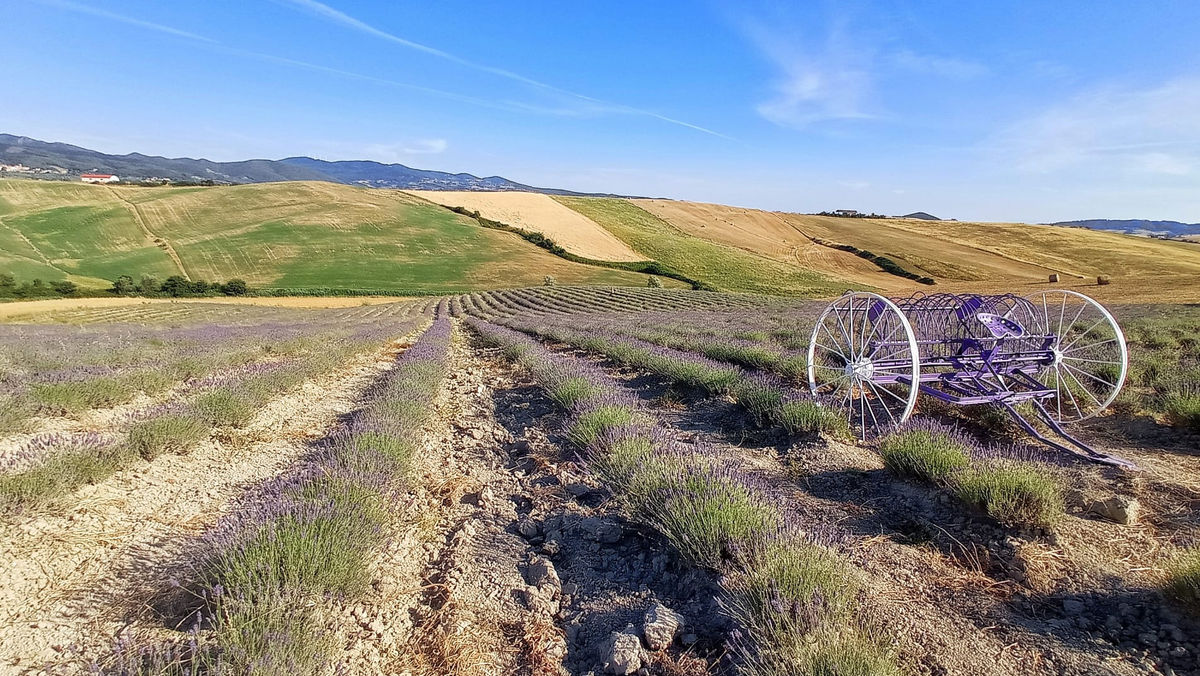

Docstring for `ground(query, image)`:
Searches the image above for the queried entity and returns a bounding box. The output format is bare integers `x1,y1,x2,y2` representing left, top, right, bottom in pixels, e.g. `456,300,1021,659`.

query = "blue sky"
5,0,1200,222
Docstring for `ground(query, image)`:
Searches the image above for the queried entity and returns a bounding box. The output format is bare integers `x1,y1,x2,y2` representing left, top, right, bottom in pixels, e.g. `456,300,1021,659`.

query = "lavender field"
0,288,1197,676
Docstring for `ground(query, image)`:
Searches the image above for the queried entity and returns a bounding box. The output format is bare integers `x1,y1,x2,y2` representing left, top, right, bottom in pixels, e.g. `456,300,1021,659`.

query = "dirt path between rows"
325,324,723,675
0,337,412,674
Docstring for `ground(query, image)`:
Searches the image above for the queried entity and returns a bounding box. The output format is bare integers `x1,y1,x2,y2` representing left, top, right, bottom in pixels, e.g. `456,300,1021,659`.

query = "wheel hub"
844,357,874,381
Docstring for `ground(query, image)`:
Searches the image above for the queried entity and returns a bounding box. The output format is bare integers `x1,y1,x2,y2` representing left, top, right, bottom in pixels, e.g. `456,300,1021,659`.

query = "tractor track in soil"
0,337,413,674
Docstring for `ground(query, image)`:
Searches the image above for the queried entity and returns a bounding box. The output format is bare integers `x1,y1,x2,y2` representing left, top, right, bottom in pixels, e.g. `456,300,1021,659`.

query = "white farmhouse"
81,173,119,183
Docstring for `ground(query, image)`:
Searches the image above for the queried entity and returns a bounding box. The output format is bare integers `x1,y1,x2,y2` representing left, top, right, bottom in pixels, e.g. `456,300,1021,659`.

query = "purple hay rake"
807,290,1132,467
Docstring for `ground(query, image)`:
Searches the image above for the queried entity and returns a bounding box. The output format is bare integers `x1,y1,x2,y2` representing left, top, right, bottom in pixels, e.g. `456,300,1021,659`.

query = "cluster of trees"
110,274,249,297
816,210,890,219
0,273,252,300
0,274,78,299
827,243,935,285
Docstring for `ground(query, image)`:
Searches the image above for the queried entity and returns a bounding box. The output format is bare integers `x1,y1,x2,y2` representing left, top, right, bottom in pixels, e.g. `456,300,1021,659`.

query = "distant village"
0,163,67,176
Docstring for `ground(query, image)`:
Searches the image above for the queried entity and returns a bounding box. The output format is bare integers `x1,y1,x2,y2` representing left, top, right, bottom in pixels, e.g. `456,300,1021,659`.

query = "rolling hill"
2,177,1198,301
1050,218,1200,240
620,200,1200,299
0,179,670,293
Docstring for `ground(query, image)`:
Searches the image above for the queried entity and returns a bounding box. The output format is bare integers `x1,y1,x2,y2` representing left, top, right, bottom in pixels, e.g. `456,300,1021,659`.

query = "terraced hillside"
0,180,664,293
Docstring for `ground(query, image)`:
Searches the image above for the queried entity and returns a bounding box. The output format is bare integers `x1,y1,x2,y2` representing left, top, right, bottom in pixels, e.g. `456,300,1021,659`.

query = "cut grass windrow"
105,316,453,674
469,318,897,674
0,318,426,516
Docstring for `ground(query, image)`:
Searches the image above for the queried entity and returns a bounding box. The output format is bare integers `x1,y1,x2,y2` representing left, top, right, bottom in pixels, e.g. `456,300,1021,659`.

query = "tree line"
0,273,250,299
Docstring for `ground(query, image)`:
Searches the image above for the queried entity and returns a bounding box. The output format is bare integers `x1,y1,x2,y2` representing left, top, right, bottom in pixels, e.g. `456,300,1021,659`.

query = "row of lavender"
0,300,426,436
450,285,771,321
454,286,819,383
0,312,429,515
493,315,1072,530
501,317,849,438
468,318,898,674
100,314,454,674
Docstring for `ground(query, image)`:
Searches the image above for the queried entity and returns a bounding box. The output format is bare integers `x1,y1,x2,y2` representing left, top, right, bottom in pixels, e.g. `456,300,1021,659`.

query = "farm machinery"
806,290,1132,467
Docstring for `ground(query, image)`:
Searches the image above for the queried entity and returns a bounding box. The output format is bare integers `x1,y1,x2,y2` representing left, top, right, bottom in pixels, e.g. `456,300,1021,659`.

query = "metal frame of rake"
807,289,1133,468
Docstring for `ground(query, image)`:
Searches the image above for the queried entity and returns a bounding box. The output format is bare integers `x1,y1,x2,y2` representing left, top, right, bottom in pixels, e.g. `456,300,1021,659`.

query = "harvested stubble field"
0,287,1198,676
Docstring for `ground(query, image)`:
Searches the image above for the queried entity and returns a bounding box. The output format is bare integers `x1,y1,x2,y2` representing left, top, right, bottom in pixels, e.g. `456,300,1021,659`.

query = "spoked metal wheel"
1025,290,1128,422
807,292,921,440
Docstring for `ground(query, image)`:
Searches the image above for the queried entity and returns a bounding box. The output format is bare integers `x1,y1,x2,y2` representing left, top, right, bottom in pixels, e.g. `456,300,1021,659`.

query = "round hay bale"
1049,273,1060,283
1097,275,1112,286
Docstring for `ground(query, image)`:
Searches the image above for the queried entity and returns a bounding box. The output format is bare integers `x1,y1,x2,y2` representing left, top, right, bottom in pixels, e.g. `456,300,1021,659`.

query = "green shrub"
1165,547,1200,609
724,541,857,640
775,400,850,439
1163,389,1200,431
126,413,209,459
878,427,970,482
952,462,1063,526
193,389,256,427
0,445,131,511
731,379,783,425
645,470,778,567
591,434,677,512
775,355,808,380
567,405,636,447
550,377,604,409
32,377,134,413
660,360,740,392
0,395,35,435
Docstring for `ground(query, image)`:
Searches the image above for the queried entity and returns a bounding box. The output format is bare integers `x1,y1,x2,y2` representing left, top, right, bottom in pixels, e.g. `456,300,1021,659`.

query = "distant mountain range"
0,133,627,196
1050,219,1200,240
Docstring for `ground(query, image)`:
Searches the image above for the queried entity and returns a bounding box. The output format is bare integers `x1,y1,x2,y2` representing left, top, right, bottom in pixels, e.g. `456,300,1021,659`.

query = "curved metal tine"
859,301,873,358
866,318,904,358
1041,294,1051,336
863,307,890,349
845,296,857,361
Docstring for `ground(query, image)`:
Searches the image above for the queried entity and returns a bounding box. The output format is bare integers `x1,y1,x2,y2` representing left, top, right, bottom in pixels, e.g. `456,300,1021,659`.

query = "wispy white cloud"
743,18,876,128
891,50,986,80
401,138,447,155
35,0,215,42
992,77,1200,176
737,6,989,130
273,0,731,138
356,139,448,162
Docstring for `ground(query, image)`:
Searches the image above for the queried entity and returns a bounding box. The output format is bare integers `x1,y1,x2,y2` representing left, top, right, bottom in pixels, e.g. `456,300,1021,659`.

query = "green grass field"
554,196,854,296
0,180,661,293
